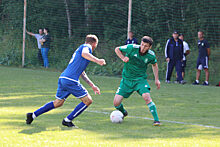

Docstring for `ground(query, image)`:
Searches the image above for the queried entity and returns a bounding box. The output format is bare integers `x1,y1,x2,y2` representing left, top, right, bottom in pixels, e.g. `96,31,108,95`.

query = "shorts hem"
76,93,88,99
55,95,66,100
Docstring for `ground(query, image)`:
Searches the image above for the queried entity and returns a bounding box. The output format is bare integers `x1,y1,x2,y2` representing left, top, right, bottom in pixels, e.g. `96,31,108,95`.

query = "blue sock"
34,101,55,117
67,102,88,121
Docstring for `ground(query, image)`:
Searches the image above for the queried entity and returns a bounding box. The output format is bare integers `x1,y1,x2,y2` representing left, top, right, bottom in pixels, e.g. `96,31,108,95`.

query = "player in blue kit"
26,34,106,127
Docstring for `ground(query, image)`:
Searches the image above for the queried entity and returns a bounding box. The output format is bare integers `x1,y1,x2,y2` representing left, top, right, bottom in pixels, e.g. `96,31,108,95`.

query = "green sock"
115,103,126,115
147,102,159,121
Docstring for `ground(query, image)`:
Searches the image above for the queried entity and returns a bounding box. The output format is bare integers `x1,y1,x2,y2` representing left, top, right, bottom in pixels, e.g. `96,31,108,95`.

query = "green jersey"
119,44,157,80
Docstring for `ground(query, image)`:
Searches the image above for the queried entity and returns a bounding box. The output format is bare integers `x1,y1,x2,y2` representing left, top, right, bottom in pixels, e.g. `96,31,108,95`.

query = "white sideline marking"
87,110,220,129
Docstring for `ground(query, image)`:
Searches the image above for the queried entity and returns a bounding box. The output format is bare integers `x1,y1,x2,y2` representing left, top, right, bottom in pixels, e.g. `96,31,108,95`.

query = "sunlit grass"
0,66,220,146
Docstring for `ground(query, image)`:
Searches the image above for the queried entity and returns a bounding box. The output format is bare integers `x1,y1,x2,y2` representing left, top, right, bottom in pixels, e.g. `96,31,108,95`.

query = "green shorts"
116,78,151,98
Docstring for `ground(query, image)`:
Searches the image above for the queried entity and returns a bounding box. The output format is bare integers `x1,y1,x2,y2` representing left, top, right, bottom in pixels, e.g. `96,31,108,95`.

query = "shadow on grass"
1,110,220,139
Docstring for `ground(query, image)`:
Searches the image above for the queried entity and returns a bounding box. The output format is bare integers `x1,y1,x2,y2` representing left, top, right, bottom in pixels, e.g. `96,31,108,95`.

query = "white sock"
196,80,199,83
32,113,36,119
64,117,71,122
205,81,209,84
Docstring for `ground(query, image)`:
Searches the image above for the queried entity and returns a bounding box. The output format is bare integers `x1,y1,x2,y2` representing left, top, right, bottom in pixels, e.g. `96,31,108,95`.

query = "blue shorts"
196,56,208,70
55,78,88,100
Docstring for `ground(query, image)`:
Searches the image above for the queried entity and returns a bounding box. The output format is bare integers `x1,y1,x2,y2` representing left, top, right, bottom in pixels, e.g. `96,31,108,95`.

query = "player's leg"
26,99,65,125
182,60,186,79
202,57,209,85
136,80,160,126
62,81,91,127
44,48,49,68
175,60,184,84
41,48,46,67
26,78,69,124
113,94,128,117
204,68,209,84
64,94,92,124
113,79,133,117
38,49,43,66
142,93,160,126
166,59,174,83
193,58,201,85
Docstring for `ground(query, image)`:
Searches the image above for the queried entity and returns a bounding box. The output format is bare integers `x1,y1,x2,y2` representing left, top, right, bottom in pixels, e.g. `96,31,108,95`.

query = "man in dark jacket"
125,31,138,45
165,31,185,84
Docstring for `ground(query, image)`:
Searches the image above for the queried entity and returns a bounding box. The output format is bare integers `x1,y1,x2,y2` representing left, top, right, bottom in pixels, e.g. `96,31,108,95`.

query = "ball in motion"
110,110,124,123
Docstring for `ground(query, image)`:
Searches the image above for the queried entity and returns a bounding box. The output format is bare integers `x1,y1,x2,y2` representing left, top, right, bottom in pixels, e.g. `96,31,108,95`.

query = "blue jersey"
60,44,92,82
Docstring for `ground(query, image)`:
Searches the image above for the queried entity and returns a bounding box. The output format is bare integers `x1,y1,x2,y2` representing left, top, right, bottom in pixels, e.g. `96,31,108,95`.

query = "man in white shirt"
178,33,190,79
26,28,44,66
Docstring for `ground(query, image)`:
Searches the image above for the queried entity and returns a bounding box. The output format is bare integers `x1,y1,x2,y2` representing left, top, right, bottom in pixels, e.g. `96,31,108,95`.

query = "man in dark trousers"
125,31,138,45
165,31,185,84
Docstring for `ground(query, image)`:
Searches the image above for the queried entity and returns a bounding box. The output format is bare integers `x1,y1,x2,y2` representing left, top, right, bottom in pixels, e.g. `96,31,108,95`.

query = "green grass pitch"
0,66,220,146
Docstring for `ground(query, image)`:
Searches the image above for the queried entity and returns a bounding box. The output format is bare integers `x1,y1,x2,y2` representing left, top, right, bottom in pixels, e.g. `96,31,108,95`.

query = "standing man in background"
178,33,190,80
125,31,138,45
165,31,185,84
40,28,51,68
26,28,44,66
193,31,210,86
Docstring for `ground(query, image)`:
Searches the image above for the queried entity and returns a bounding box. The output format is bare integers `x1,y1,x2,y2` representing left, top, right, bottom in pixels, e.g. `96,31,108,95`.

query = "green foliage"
0,0,219,84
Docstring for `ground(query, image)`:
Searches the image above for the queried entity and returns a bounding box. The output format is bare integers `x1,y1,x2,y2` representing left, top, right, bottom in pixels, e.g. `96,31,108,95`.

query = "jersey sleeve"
184,42,190,51
148,50,157,64
150,56,157,64
34,34,39,39
119,44,133,53
82,47,90,53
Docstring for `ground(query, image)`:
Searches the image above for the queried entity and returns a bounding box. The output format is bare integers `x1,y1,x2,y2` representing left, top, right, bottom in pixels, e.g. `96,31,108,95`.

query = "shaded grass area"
0,66,220,146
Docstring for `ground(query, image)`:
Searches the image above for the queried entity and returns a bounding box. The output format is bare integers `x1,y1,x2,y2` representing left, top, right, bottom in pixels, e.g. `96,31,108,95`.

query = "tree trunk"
84,0,89,27
64,0,72,38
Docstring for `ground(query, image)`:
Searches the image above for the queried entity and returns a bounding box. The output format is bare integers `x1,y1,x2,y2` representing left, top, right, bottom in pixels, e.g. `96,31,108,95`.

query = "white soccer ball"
110,110,124,123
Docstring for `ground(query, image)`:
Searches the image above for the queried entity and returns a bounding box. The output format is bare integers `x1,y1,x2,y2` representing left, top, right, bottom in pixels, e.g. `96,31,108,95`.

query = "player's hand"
92,85,101,95
97,59,106,66
123,57,129,63
166,58,170,62
155,80,160,89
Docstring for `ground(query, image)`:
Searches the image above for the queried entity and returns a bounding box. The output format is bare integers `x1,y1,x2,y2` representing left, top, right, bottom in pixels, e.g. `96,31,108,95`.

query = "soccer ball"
110,110,124,123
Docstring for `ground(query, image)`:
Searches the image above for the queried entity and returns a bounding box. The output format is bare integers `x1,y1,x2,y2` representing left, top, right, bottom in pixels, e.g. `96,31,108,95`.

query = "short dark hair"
198,31,204,34
85,34,98,44
141,36,153,46
179,33,184,37
44,28,49,33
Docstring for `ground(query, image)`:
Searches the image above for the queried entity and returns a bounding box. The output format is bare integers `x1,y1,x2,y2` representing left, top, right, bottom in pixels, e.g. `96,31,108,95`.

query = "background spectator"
165,31,185,84
193,31,210,86
178,33,190,80
125,31,138,45
40,28,51,68
26,28,44,66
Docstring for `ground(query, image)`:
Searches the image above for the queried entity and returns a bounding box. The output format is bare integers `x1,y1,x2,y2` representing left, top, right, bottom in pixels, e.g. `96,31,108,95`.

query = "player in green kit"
114,36,161,126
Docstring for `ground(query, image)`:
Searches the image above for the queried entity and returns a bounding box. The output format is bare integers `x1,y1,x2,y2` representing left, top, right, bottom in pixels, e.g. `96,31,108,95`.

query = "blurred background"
0,0,219,84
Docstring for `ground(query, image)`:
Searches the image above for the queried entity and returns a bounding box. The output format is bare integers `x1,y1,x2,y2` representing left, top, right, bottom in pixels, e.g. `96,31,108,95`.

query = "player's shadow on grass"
3,111,220,138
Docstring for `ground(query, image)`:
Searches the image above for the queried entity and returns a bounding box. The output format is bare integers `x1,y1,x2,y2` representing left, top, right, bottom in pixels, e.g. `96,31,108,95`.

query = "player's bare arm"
81,52,106,66
80,71,101,95
152,63,160,89
26,30,35,36
185,50,190,56
115,47,129,62
207,48,211,59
